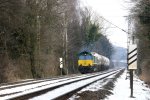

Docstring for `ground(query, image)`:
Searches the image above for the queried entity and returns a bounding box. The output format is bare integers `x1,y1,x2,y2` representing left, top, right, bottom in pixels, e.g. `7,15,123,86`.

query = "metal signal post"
127,16,137,97
128,44,137,97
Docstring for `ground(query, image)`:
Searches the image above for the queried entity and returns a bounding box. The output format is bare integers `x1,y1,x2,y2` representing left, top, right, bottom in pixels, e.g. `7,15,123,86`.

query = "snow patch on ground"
106,70,150,100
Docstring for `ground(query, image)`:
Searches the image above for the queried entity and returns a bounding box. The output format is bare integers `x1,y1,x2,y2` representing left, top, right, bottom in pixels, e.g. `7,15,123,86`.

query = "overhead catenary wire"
99,16,129,34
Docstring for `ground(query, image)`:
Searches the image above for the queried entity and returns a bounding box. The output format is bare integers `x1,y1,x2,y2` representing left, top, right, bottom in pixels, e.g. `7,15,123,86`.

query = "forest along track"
0,68,124,100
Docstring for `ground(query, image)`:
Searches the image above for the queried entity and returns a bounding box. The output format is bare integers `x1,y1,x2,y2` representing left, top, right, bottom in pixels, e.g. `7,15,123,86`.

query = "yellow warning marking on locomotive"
78,60,93,66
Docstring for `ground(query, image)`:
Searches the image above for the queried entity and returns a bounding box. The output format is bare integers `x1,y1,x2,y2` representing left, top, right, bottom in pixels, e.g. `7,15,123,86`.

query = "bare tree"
130,0,150,81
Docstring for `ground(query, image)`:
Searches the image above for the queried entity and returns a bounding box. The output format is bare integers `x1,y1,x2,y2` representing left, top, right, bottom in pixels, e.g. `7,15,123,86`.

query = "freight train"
78,51,110,73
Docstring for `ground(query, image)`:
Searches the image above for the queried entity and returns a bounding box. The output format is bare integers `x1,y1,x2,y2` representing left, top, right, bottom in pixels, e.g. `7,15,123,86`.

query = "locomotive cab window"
79,55,92,60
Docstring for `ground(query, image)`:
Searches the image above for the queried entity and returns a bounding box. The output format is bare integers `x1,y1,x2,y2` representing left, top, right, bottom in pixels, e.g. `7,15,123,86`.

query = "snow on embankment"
106,70,150,100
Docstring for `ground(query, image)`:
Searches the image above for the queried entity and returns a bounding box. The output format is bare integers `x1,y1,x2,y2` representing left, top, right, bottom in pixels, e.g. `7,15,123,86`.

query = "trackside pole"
61,67,63,75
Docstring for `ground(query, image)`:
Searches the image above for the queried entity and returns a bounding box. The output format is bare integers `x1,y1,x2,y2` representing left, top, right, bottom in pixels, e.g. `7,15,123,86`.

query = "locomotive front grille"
78,60,93,67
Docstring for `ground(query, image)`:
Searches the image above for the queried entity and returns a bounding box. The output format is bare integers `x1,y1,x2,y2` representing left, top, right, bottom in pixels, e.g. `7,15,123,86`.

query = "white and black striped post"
60,58,63,75
128,44,137,97
128,44,137,70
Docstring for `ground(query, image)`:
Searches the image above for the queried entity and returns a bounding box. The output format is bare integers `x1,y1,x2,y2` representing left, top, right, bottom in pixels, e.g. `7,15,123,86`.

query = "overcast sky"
80,0,130,48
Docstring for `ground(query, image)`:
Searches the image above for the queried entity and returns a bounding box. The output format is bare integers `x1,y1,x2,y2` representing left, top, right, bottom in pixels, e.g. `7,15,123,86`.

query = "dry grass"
140,60,150,83
76,90,113,100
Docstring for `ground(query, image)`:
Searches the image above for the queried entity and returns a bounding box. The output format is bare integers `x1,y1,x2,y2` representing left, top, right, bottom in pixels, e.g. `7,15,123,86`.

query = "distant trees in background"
0,0,114,83
130,0,150,82
79,8,114,59
92,35,114,59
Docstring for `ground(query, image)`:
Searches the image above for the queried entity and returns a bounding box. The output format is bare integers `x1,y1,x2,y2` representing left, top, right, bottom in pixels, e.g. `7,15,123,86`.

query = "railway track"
0,68,124,100
0,74,81,90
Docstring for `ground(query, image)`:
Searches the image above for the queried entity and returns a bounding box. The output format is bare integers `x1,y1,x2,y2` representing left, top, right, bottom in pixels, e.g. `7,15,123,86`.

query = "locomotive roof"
78,51,92,56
